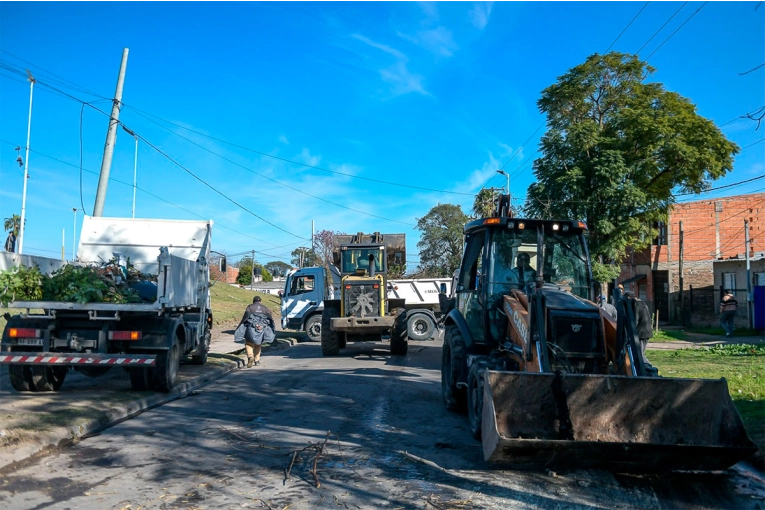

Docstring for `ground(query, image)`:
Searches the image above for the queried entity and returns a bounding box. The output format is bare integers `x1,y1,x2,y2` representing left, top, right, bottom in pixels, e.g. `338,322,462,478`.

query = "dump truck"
0,215,214,393
440,198,758,472
280,265,450,342
321,232,410,355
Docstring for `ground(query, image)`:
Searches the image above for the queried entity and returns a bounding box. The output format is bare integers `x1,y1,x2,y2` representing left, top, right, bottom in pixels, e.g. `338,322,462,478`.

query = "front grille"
344,282,381,318
548,313,600,356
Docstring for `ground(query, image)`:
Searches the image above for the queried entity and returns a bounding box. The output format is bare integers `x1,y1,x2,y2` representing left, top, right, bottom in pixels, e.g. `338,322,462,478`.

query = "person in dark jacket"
237,296,275,368
719,291,738,337
625,291,653,366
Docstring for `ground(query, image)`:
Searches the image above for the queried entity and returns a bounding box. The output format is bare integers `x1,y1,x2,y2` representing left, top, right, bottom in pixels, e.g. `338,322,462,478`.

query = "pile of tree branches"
0,258,156,306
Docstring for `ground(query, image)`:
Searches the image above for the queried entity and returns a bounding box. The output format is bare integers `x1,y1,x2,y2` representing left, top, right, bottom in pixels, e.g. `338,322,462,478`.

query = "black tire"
391,308,408,355
407,313,436,341
305,315,322,341
441,324,467,413
30,366,55,391
321,308,341,356
468,361,486,439
8,365,33,392
154,341,180,392
191,331,210,365
77,366,112,378
130,367,154,391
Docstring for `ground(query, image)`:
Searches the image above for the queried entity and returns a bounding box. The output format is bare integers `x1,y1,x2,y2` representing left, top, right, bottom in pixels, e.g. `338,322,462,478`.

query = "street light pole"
72,208,78,261
496,170,509,195
18,70,35,255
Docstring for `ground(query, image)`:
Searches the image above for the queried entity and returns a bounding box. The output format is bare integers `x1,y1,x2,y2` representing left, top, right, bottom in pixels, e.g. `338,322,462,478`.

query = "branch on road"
284,430,332,489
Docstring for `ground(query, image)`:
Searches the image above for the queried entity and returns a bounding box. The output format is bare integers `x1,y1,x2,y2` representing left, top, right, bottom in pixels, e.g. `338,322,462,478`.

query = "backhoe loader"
440,198,757,472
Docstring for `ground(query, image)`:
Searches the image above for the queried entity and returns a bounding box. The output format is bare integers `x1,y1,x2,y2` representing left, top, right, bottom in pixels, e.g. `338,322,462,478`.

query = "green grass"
685,326,765,338
208,283,281,327
649,329,687,342
649,345,765,468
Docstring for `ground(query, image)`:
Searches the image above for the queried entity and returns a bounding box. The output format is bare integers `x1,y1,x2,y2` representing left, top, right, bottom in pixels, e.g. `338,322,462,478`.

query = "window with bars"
722,272,736,292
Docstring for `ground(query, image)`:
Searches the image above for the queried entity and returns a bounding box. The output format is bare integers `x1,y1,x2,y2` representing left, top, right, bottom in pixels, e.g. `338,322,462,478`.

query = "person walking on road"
235,296,275,368
719,291,738,338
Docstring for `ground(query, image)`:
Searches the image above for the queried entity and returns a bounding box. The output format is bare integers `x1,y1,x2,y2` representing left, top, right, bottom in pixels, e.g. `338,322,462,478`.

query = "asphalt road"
1,336,764,509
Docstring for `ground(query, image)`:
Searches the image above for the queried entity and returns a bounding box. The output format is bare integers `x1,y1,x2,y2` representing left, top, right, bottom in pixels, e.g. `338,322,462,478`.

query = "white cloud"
278,135,289,145
351,34,430,97
399,26,458,57
418,1,439,22
469,2,494,30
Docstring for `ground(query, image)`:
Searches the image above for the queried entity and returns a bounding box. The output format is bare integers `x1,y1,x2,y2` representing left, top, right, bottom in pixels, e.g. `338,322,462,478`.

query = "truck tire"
191,331,210,365
30,366,67,392
407,313,435,341
468,361,487,439
305,315,322,342
8,365,34,392
441,324,467,413
130,367,154,391
390,308,408,355
321,308,342,356
154,341,180,392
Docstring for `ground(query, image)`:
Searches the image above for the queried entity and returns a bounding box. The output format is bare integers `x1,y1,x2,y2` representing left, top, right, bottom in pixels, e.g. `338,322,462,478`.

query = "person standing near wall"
719,291,738,338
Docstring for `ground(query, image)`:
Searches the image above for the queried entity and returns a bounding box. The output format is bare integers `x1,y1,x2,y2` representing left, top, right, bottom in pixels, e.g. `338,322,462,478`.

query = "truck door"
280,270,322,329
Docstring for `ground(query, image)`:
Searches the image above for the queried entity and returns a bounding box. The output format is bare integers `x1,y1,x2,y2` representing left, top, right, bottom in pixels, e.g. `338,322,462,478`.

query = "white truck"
280,266,450,341
0,215,214,393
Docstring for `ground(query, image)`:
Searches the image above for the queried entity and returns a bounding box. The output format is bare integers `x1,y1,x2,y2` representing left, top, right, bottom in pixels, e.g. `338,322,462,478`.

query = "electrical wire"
606,2,651,52
635,2,687,55
645,2,708,61
123,103,475,196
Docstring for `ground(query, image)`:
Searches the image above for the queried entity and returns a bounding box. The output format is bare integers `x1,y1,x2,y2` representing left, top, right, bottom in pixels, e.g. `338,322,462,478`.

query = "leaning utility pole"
18,70,35,254
93,48,129,217
250,249,255,291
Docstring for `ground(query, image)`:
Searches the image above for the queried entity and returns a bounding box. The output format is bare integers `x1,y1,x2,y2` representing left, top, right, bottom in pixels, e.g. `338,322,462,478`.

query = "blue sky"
0,1,763,270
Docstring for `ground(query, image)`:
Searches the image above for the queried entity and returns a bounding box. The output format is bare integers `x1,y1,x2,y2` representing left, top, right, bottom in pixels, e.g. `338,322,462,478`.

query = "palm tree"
3,214,20,236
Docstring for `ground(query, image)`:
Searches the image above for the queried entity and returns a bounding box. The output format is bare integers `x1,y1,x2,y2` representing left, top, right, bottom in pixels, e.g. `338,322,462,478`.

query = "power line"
635,2,687,55
0,138,284,248
123,104,475,196
606,2,651,52
645,2,708,61
738,63,765,76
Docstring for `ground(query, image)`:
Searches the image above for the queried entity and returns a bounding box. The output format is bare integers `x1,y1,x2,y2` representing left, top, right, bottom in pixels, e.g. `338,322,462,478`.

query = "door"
652,270,669,324
281,270,321,329
457,231,486,344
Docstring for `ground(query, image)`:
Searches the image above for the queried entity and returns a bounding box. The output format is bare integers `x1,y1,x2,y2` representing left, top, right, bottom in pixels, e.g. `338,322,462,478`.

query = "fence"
681,286,750,329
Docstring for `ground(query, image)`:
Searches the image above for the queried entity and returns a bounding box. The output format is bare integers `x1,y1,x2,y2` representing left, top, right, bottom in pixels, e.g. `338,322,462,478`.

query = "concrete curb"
0,356,243,473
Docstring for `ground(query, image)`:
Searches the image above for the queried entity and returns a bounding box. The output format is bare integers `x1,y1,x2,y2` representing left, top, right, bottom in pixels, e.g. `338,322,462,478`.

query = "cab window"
290,275,315,295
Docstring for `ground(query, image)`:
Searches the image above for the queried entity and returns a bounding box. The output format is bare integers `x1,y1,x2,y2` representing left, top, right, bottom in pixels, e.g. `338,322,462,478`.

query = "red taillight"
373,284,379,289
345,285,351,289
9,328,40,338
108,331,142,340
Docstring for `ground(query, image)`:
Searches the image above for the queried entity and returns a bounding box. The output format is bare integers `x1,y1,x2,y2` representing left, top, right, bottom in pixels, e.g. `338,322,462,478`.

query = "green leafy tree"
235,256,255,285
3,214,20,235
524,52,739,282
472,188,520,219
415,203,469,278
290,247,318,268
264,261,292,278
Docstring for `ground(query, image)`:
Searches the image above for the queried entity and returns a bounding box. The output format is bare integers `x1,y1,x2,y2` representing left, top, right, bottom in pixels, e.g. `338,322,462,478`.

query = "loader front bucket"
481,371,758,472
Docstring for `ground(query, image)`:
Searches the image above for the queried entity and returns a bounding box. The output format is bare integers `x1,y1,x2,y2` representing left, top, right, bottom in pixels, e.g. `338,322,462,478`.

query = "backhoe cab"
440,197,757,472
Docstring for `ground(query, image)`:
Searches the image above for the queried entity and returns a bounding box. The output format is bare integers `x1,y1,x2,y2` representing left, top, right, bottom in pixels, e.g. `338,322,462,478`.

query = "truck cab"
280,266,340,340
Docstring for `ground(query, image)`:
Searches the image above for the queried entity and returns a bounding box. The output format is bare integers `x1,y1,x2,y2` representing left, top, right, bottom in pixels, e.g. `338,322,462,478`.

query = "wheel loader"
440,198,757,472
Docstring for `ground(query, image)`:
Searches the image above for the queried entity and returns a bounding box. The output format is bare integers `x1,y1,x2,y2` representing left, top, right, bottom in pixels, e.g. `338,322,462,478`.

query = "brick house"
209,264,240,284
616,192,764,326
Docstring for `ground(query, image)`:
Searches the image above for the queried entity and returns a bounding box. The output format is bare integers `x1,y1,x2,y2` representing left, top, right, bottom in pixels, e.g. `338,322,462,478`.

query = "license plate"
17,338,43,346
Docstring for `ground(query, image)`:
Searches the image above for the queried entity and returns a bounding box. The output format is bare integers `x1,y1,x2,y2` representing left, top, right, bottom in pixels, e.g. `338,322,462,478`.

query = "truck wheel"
130,367,154,391
30,366,59,392
321,308,341,356
191,331,210,365
391,308,408,355
468,361,486,439
154,341,180,392
407,313,435,341
305,315,322,341
442,325,467,413
8,365,34,392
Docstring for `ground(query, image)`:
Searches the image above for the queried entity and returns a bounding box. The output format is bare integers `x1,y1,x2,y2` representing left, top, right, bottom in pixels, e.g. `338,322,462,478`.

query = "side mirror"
439,283,447,294
219,256,227,273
